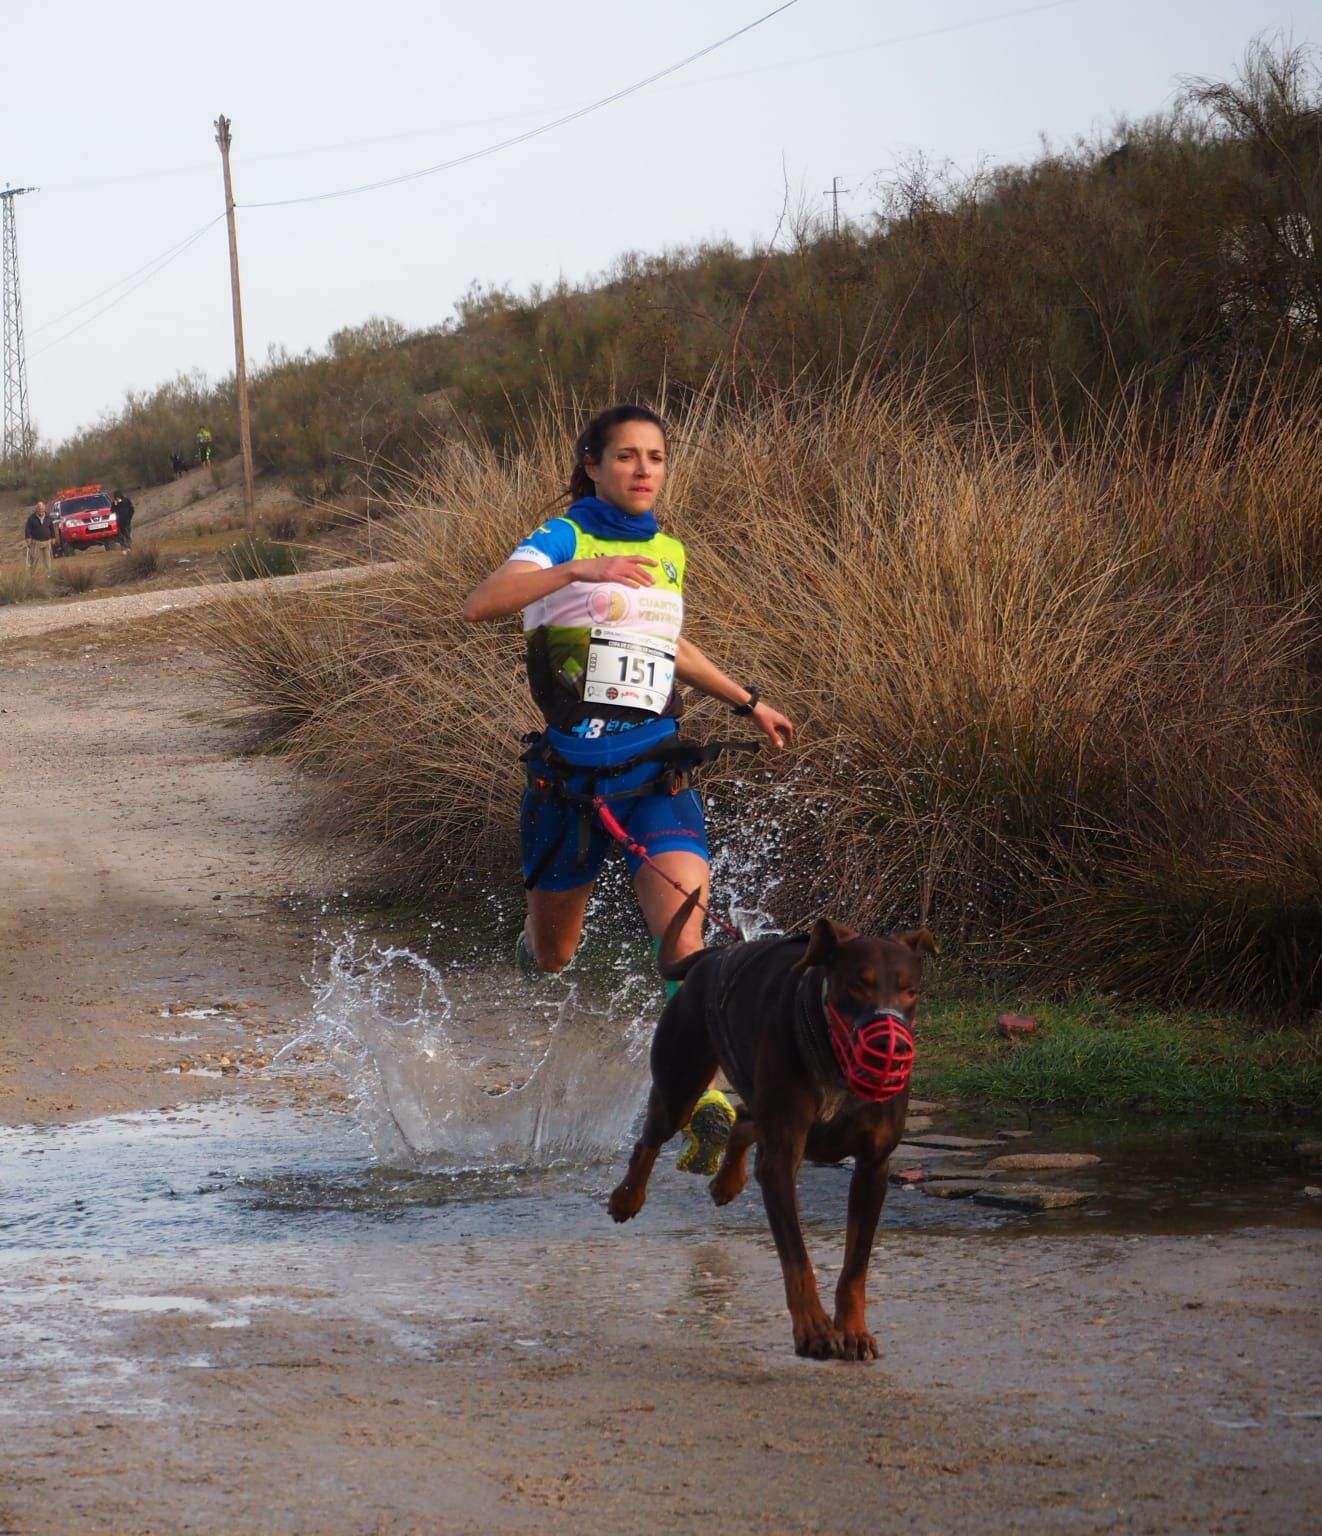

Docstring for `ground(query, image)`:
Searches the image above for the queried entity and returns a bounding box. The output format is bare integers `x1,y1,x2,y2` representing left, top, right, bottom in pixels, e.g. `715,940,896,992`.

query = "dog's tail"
656,887,717,983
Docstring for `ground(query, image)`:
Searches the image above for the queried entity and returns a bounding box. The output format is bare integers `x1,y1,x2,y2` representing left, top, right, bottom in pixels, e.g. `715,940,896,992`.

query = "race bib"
582,626,676,714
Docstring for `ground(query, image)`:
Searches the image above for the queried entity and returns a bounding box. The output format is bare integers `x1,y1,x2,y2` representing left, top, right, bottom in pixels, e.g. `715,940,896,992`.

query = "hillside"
7,40,1318,505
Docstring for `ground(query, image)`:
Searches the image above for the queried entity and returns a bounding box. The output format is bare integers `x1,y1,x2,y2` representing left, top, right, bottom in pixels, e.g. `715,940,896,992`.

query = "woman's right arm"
461,554,658,623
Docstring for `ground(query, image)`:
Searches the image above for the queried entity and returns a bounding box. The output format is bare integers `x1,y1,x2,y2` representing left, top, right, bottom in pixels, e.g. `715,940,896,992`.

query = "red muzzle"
826,1001,915,1102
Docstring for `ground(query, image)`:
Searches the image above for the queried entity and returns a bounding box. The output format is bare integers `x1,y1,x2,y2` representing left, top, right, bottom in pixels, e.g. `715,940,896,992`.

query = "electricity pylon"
1,184,37,464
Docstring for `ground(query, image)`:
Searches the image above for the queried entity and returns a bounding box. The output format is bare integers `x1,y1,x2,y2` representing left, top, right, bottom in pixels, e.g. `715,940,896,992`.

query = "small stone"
907,1099,945,1114
996,1013,1039,1039
986,1153,1101,1172
924,1179,987,1199
928,1160,1003,1180
996,1129,1034,1140
971,1182,1092,1211
902,1134,1002,1151
1303,1186,1322,1200
903,1114,933,1133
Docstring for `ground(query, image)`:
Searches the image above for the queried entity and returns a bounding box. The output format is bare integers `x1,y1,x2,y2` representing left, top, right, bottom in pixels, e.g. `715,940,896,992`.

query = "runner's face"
585,422,666,514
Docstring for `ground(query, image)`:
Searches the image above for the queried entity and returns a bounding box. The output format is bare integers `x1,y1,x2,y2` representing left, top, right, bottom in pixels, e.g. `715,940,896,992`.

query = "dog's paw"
708,1168,746,1206
837,1327,878,1362
606,1184,644,1223
792,1311,845,1361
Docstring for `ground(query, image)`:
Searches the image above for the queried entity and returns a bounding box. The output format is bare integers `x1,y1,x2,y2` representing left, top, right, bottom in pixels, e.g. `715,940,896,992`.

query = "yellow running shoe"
676,1089,736,1175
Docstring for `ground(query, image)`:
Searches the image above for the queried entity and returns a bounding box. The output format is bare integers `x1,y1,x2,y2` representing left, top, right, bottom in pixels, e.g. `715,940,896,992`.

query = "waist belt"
520,732,759,889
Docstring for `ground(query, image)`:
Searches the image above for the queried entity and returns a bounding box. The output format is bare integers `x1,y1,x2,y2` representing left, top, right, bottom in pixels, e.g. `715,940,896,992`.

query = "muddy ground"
1,585,1318,1536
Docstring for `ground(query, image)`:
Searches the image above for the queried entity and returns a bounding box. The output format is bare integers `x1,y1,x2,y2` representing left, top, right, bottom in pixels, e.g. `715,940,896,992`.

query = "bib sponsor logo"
661,559,678,583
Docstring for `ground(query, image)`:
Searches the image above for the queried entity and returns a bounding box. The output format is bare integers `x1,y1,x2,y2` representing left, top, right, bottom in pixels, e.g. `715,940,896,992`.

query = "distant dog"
608,891,936,1360
169,453,189,479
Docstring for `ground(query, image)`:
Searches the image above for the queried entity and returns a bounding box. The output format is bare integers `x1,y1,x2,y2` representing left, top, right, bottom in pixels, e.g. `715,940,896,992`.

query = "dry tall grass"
198,380,1322,1015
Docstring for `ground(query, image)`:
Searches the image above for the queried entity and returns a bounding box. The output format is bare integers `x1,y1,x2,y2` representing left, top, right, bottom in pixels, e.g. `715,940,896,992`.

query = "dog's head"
801,920,938,1022
800,921,938,1101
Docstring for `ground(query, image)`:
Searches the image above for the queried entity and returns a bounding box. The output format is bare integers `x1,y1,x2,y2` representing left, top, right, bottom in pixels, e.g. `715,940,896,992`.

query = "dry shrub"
51,560,100,595
199,380,1321,1014
101,543,161,585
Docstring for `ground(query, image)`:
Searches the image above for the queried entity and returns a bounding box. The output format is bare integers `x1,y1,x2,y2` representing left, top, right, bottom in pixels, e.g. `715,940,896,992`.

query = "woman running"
462,405,793,1167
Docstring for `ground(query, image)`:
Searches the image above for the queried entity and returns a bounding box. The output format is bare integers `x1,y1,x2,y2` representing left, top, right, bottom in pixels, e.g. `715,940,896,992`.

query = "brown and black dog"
608,892,936,1361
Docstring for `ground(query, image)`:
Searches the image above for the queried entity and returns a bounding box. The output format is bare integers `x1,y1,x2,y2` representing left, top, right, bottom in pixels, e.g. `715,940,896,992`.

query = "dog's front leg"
755,1119,841,1359
833,1153,890,1361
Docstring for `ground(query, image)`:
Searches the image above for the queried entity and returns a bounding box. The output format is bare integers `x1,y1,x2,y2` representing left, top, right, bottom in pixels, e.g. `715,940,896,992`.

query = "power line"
21,3,800,366
39,0,1087,197
240,0,802,209
661,0,1089,93
29,217,223,360
30,216,226,336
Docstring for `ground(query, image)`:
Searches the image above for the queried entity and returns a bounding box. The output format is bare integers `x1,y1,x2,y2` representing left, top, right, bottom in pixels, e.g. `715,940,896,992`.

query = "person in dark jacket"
24,501,54,575
112,491,135,551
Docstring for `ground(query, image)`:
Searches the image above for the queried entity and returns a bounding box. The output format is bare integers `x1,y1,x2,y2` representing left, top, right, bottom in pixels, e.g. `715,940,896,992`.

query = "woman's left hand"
751,701,795,749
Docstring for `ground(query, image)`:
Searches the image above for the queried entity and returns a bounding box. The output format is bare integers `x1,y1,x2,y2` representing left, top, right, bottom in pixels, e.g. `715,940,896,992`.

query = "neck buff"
567,495,658,541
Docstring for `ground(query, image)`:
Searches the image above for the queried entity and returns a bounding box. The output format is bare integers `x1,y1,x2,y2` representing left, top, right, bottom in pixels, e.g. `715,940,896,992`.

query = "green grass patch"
220,535,299,582
917,975,1322,1114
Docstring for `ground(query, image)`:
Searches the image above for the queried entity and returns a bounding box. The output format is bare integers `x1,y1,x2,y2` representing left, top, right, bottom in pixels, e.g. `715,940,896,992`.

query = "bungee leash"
592,798,743,942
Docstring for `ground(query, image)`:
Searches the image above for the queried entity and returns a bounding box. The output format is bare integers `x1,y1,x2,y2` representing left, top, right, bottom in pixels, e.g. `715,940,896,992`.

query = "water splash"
288,930,662,1173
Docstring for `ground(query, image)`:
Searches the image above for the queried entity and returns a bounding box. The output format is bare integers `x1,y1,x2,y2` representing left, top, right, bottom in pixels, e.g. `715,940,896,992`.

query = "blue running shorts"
521,717,709,891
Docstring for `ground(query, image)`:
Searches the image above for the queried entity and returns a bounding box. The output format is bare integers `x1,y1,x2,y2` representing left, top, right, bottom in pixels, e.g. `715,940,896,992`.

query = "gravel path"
0,563,392,641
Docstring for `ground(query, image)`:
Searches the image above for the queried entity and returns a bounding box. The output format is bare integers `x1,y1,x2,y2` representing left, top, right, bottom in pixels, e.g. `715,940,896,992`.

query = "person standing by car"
112,491,135,551
24,501,54,576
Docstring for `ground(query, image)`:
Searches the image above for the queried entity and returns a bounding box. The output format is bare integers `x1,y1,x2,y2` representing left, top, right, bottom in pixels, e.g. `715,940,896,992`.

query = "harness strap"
792,967,848,1096
704,944,765,1103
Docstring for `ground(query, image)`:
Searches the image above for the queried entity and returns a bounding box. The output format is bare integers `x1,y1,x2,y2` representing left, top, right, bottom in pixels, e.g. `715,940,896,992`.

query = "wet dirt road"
1,592,1319,1535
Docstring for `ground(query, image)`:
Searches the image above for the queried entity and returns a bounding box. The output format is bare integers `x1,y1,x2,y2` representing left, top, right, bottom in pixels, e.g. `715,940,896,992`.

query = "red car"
50,484,120,555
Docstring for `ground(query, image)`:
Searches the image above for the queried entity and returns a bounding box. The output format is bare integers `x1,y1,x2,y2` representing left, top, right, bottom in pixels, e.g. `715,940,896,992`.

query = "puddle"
2,926,1316,1296
0,1093,1003,1262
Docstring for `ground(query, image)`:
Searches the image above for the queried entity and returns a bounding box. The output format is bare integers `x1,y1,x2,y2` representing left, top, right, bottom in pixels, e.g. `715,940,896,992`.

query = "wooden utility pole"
215,115,256,537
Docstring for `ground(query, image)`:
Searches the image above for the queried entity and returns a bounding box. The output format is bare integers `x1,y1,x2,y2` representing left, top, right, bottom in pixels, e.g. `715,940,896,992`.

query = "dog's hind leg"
607,1071,714,1222
608,999,718,1223
709,1110,756,1206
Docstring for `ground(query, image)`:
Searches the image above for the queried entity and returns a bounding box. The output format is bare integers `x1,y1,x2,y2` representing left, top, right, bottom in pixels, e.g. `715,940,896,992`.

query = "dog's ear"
891,928,940,957
801,917,856,968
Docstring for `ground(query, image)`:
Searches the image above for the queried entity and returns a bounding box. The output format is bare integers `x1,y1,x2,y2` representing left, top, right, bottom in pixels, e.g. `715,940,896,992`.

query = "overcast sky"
4,0,1310,446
